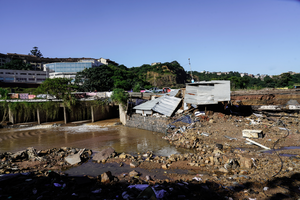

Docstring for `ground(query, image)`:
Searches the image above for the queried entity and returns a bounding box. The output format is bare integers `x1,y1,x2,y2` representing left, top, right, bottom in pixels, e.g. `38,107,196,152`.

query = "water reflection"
0,119,191,156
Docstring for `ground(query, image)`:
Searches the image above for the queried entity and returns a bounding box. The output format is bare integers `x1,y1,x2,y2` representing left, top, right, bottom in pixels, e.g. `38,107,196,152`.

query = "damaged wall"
125,114,169,134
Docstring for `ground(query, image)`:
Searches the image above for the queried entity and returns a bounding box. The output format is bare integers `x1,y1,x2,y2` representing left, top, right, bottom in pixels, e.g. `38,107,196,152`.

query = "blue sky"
1,0,300,75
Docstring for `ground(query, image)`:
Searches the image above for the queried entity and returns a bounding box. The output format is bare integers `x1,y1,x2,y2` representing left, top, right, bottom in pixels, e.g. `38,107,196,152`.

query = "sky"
1,0,300,76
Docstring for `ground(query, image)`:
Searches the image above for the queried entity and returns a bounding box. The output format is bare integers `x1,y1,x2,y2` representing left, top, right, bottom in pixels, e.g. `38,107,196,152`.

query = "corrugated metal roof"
162,89,180,97
133,98,160,111
152,96,182,117
133,96,182,117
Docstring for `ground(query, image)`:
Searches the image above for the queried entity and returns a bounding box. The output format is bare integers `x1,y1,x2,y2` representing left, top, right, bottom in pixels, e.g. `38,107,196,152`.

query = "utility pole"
189,58,194,83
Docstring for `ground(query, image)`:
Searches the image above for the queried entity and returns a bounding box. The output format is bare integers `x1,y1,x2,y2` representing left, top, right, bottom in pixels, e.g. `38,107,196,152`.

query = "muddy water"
0,118,190,156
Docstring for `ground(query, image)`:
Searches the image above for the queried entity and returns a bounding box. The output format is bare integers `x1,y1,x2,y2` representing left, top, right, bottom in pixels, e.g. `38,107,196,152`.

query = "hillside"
129,61,188,88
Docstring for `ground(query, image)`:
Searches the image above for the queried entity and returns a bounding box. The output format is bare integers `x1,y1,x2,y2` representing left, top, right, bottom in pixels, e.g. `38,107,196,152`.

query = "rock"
239,157,253,169
209,119,216,123
215,144,223,150
129,170,139,177
27,147,38,159
11,150,26,160
130,161,139,168
162,164,168,170
219,167,229,173
119,153,127,159
93,147,115,162
101,171,112,183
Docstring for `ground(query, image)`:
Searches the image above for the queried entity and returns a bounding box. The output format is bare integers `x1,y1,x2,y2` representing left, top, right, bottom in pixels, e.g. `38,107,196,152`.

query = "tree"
29,46,43,58
111,88,129,108
35,78,77,101
74,66,114,92
0,59,32,70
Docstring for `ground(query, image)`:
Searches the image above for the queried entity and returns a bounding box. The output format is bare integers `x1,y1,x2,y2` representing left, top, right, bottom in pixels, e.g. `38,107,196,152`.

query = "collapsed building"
124,81,231,133
124,80,300,134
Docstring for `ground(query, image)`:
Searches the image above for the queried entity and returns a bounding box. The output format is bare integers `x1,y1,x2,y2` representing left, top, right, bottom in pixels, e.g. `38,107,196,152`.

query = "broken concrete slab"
65,148,85,165
242,129,263,138
92,147,115,161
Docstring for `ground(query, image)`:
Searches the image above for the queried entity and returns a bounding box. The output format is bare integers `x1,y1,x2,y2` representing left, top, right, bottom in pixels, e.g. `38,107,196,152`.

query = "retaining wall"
125,114,170,134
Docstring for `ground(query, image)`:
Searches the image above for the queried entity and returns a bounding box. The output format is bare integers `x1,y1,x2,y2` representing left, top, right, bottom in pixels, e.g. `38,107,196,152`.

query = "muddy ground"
1,109,300,199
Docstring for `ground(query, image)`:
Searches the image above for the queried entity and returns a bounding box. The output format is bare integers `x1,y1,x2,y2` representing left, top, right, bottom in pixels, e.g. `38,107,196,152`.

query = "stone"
219,167,229,173
119,153,127,159
93,147,115,161
101,171,112,183
130,161,139,168
162,164,168,170
27,147,38,159
129,170,139,177
239,157,253,169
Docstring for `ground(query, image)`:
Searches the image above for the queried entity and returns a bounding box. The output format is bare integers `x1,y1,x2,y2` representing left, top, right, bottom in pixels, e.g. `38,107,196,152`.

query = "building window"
20,73,27,75
28,78,35,81
5,77,14,81
16,78,27,81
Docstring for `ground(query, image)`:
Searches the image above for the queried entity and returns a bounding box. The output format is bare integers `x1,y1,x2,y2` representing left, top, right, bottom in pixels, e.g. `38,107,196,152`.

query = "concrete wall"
125,113,169,134
92,104,119,122
119,104,127,125
7,103,118,124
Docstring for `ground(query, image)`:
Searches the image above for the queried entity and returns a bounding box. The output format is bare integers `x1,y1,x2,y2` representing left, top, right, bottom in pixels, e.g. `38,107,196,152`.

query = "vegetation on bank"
190,71,300,90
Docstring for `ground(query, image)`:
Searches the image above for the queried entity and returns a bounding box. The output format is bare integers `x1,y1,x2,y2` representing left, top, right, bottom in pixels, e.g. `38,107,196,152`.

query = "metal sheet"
152,96,182,117
184,80,230,105
133,96,182,117
133,98,160,111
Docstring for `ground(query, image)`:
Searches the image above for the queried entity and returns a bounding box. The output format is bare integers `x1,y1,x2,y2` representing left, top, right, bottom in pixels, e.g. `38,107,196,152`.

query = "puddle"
63,159,189,180
261,146,300,156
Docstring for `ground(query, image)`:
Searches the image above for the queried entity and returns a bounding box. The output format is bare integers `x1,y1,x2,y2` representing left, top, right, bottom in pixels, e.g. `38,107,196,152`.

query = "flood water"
0,118,190,156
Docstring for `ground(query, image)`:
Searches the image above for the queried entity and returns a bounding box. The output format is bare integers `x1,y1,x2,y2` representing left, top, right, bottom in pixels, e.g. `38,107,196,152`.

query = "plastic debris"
91,188,102,193
200,132,210,137
192,177,202,181
32,188,37,194
246,138,270,150
224,135,237,140
53,183,62,187
263,187,269,191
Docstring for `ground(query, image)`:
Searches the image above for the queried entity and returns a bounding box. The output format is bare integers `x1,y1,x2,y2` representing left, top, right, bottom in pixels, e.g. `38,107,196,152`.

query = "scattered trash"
224,135,237,140
32,188,37,195
263,187,269,191
242,130,263,138
195,111,205,116
246,138,270,150
91,188,102,193
200,132,210,137
192,177,202,181
65,148,85,165
253,113,263,118
54,183,62,187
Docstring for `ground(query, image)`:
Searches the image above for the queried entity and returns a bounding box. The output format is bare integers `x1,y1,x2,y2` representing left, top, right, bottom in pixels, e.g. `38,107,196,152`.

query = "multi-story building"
0,69,47,83
0,52,119,84
43,58,117,79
